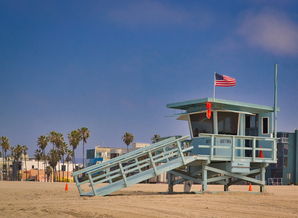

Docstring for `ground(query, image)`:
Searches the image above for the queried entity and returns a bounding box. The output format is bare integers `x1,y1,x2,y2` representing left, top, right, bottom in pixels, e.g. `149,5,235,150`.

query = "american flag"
215,73,236,87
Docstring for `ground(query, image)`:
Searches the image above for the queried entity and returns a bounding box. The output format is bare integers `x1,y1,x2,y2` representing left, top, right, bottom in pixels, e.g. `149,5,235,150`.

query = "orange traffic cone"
258,146,264,158
65,183,69,191
248,183,252,192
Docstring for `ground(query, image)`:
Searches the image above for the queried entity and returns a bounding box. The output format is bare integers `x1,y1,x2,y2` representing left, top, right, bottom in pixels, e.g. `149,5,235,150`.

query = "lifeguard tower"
73,96,278,196
166,97,277,193
73,65,279,196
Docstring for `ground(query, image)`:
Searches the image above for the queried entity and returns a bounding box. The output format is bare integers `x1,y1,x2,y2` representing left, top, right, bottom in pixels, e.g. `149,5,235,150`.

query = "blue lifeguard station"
73,97,278,196
166,97,277,193
73,66,278,196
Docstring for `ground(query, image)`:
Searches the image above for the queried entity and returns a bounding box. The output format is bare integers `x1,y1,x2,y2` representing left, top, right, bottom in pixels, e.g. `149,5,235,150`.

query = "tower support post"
167,172,174,193
202,164,208,192
260,164,266,192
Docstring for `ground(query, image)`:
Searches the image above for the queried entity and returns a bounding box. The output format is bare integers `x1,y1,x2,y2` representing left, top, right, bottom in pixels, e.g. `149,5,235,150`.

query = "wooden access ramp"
73,136,196,196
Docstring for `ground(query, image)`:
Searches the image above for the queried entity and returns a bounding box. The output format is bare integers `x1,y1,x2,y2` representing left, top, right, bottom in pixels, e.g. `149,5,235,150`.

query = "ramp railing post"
148,151,157,176
135,158,141,173
118,162,128,187
106,168,112,184
177,141,186,165
163,147,169,163
87,172,96,196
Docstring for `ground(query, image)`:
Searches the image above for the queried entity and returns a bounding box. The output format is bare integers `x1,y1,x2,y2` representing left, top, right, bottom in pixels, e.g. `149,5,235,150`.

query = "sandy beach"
0,181,297,217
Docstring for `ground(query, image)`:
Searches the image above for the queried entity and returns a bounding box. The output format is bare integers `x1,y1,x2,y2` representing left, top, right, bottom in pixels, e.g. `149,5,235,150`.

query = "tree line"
0,127,90,182
1,130,160,182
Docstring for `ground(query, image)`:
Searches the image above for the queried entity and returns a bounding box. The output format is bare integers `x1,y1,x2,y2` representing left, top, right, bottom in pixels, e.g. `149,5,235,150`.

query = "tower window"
189,113,213,137
262,117,269,134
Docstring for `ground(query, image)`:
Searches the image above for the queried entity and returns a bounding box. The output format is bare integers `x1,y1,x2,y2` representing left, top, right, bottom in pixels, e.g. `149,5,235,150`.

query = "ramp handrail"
73,136,187,177
74,135,192,196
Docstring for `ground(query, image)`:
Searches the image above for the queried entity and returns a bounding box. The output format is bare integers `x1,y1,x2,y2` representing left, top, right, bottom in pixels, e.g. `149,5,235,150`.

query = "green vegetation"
79,127,90,168
1,128,137,182
1,136,10,180
0,126,92,182
68,130,81,170
122,132,134,152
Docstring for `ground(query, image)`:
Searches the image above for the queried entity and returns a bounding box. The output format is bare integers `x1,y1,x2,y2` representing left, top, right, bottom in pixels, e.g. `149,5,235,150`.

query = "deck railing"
198,133,277,163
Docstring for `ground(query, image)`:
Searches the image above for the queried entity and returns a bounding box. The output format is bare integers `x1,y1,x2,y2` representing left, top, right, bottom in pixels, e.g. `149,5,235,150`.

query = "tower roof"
167,97,277,114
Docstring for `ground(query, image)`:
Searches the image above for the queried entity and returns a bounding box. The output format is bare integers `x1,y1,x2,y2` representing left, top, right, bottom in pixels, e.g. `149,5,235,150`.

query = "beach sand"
0,181,297,217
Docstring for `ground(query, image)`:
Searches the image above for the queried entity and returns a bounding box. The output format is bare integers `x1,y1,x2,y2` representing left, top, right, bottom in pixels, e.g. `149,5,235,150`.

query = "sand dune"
0,181,297,217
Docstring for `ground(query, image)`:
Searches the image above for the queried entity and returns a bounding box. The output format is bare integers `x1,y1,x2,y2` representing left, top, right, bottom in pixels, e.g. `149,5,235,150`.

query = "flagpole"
213,72,216,99
274,64,278,138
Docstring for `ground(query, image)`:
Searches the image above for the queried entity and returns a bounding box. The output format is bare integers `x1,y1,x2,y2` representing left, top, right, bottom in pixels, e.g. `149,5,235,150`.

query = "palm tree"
10,146,15,180
122,132,134,153
58,142,68,181
37,135,49,182
65,149,73,182
48,131,63,150
47,149,60,182
151,134,161,144
79,127,90,168
1,136,10,180
68,130,81,171
22,145,28,180
48,131,64,181
34,149,42,182
11,145,23,181
15,145,23,180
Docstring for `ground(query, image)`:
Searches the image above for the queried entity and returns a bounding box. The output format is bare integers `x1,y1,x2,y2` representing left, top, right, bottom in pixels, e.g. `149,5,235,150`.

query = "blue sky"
1,0,298,158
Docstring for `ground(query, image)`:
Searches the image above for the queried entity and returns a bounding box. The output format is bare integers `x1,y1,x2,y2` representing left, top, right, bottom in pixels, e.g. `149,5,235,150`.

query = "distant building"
86,143,150,166
266,130,298,185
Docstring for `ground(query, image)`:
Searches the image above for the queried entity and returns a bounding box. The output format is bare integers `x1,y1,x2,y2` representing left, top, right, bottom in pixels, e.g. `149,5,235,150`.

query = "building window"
262,117,269,134
32,165,34,169
189,113,213,137
217,112,238,135
86,149,95,159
